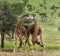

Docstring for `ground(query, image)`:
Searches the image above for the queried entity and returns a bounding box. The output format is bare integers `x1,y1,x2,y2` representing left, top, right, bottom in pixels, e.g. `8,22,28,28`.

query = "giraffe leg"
18,34,23,50
31,34,37,52
32,40,35,53
23,36,29,50
13,34,17,52
18,38,22,50
39,32,46,53
23,31,31,50
39,32,44,47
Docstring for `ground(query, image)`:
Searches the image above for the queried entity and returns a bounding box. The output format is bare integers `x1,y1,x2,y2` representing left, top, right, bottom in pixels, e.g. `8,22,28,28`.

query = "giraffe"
13,18,30,52
24,19,44,51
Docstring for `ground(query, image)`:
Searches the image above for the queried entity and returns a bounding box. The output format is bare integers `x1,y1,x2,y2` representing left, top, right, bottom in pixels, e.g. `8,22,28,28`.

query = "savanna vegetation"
0,0,60,56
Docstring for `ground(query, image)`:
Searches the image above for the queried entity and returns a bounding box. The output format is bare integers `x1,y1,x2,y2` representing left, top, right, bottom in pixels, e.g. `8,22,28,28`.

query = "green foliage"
58,13,60,17
20,19,33,27
11,2,25,15
0,0,17,32
58,23,60,31
39,13,47,22
40,0,47,10
27,4,34,12
22,0,29,4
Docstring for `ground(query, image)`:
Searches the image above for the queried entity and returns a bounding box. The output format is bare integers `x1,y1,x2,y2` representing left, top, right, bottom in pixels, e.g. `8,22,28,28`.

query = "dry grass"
0,50,60,56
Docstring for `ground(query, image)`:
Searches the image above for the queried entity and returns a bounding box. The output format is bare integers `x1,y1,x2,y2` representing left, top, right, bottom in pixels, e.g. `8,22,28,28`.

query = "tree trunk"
1,30,5,48
11,31,14,38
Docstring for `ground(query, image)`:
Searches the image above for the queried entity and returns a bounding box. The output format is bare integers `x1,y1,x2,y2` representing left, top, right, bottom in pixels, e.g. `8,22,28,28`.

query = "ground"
0,50,60,56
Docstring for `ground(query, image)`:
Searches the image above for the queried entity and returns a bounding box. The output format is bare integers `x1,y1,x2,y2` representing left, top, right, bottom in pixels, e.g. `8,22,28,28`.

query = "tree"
58,23,60,31
39,0,47,22
11,0,29,15
11,2,25,15
22,0,29,5
40,0,47,10
27,4,34,12
39,13,47,22
0,1,17,48
58,13,60,17
50,4,59,18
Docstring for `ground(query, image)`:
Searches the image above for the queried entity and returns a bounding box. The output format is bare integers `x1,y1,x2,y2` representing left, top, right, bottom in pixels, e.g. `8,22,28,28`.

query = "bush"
58,24,60,31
